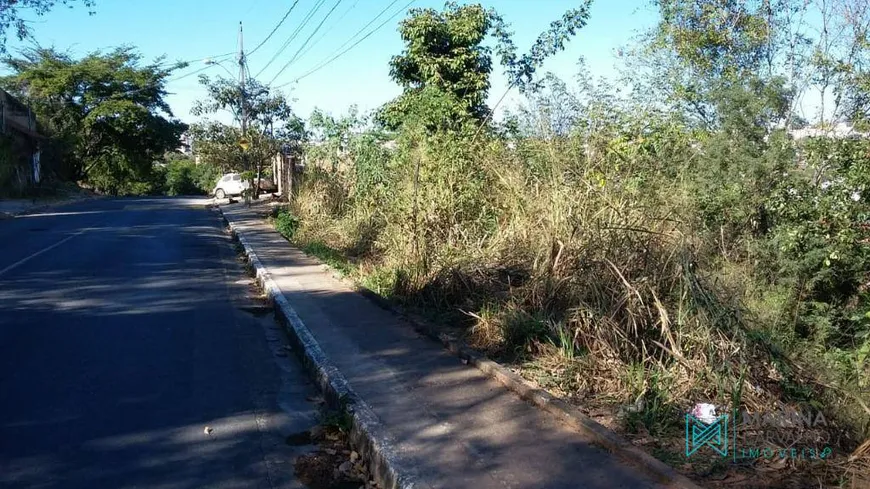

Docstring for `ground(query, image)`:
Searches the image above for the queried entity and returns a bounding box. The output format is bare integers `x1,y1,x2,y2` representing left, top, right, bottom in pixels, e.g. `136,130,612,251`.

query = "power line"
272,0,404,87
155,51,234,69
291,0,360,65
102,63,218,99
242,0,262,18
247,0,302,56
168,64,217,82
254,0,327,79
267,0,345,86
312,0,401,65
274,0,414,88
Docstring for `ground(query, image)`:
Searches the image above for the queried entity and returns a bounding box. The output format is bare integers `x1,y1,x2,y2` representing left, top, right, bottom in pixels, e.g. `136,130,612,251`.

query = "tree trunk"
253,161,262,199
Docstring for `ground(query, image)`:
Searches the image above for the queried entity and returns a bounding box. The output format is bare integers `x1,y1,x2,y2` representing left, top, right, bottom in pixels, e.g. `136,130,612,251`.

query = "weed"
320,394,354,433
548,322,579,360
360,266,398,298
303,241,356,277
274,210,300,240
281,61,870,485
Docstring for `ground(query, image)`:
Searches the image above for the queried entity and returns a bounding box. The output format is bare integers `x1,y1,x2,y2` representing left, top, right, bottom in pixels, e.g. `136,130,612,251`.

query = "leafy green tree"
159,154,219,196
638,0,782,127
378,3,493,130
0,0,95,54
191,75,304,198
189,121,271,173
378,1,592,132
652,0,773,80
820,1,870,126
639,0,870,129
1,47,187,194
489,1,592,94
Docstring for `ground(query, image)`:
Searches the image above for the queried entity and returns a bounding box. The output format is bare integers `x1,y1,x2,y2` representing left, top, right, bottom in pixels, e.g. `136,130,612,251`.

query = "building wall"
1,90,42,194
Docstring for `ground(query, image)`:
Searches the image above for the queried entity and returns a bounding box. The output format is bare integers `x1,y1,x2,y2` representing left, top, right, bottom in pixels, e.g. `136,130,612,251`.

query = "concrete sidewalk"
221,203,672,489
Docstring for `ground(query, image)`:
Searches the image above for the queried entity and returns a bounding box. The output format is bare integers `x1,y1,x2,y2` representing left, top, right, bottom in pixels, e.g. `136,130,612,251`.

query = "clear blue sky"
6,0,659,123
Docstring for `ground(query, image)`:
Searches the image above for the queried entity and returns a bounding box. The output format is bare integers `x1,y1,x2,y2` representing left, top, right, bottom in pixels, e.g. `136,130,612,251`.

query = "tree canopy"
382,3,492,129
377,1,592,132
1,47,187,193
640,0,870,128
0,0,96,54
190,74,304,194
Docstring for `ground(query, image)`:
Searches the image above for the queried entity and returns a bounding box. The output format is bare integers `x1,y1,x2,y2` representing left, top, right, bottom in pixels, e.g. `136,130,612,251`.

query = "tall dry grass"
288,113,869,484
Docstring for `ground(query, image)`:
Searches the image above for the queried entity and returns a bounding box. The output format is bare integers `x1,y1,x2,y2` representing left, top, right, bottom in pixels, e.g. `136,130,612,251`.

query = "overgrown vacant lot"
278,122,869,485
266,3,870,486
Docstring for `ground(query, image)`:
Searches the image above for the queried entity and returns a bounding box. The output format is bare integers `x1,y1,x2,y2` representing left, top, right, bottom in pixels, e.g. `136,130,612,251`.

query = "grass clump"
274,210,300,240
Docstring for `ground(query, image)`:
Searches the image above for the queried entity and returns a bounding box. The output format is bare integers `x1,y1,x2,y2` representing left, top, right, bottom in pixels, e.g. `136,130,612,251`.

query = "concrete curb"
218,207,425,489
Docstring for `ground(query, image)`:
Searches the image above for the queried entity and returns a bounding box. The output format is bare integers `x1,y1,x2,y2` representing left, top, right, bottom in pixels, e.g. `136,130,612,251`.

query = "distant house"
0,89,44,193
789,122,867,140
178,131,193,155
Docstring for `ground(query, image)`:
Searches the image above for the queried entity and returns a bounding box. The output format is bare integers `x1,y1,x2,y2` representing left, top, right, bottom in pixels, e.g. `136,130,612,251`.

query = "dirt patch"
295,424,381,489
238,303,273,317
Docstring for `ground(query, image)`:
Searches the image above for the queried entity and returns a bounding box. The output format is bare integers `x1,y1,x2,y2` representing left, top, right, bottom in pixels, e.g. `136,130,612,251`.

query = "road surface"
0,197,318,489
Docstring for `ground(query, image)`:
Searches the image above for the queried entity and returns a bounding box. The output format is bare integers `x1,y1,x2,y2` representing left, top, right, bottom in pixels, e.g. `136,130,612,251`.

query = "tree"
378,2,493,131
378,1,592,132
638,0,870,128
191,75,304,198
652,0,773,80
1,47,187,194
816,0,870,126
0,0,96,54
638,0,784,127
490,1,592,94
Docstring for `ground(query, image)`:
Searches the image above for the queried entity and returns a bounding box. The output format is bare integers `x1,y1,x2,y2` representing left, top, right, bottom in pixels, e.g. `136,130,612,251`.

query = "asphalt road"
0,197,319,489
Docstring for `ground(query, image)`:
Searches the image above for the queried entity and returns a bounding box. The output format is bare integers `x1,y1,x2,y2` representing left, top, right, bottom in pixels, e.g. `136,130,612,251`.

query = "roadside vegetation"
150,154,222,196
0,47,190,195
271,1,870,486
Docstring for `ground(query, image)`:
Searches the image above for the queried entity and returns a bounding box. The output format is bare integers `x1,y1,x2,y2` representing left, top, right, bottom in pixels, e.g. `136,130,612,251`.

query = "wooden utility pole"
238,22,247,136
237,22,260,199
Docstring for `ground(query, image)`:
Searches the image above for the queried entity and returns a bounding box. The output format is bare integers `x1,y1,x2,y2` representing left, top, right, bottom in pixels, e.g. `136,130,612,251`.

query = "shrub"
164,160,199,196
274,210,300,240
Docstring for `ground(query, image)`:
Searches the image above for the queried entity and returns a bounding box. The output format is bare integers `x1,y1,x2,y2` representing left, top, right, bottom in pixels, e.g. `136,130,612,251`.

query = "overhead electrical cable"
273,0,414,88
293,0,360,64
267,0,345,86
248,0,302,56
254,0,327,79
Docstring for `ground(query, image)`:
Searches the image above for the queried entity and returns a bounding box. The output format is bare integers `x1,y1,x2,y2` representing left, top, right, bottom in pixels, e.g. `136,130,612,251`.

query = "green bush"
288,101,870,449
164,160,199,196
274,210,300,240
762,138,870,347
191,163,221,194
158,158,221,196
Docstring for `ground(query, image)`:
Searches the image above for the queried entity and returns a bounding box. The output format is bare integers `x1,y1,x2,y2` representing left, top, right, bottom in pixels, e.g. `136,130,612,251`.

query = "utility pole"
237,21,258,199
238,22,247,136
